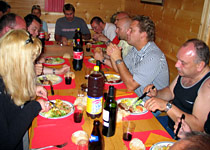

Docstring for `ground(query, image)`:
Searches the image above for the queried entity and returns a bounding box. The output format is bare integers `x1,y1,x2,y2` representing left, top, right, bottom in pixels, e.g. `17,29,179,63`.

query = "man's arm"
108,43,139,91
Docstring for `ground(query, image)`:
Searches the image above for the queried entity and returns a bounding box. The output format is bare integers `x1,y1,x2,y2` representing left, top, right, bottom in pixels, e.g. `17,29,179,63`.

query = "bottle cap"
94,66,99,72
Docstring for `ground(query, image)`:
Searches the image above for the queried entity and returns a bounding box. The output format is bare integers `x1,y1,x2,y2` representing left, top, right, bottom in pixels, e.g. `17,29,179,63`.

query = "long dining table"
29,42,176,150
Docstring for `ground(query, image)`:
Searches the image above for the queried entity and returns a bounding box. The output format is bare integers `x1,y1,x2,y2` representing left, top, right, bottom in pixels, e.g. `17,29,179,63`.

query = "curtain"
45,0,64,12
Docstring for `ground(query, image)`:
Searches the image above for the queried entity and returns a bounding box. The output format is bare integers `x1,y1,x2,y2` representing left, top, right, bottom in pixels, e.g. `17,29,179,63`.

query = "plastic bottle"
73,28,83,47
86,66,104,119
102,86,117,137
88,120,104,150
38,25,45,53
73,39,83,71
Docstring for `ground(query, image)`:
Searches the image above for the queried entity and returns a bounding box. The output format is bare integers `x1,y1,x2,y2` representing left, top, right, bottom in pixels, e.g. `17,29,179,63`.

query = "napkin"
116,94,154,120
83,56,110,69
144,132,176,148
43,56,70,67
123,130,173,150
42,74,76,90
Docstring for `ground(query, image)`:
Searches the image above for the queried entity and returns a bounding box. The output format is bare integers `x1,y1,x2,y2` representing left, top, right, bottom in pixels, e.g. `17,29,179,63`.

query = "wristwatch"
165,102,172,112
102,58,106,64
115,59,123,65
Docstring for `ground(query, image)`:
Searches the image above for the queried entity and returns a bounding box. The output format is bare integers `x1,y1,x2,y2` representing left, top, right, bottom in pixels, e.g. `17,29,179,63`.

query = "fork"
46,97,56,108
32,142,68,150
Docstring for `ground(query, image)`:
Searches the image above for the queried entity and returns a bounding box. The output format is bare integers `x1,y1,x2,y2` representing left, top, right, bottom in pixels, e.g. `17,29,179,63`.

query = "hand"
107,43,122,61
57,64,70,74
174,117,192,139
37,99,51,113
94,51,104,62
36,86,47,99
61,37,68,46
144,97,167,112
143,84,157,97
97,34,109,42
35,64,43,75
93,34,100,41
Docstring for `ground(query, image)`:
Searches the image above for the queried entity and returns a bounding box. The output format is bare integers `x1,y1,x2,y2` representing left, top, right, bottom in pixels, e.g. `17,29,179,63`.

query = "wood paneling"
125,0,204,82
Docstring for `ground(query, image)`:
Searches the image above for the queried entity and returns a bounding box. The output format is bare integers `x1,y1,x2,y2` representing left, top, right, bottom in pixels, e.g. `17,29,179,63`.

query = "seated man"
94,15,132,68
90,16,119,45
107,15,169,100
144,39,210,135
24,14,70,75
0,1,10,18
55,3,91,44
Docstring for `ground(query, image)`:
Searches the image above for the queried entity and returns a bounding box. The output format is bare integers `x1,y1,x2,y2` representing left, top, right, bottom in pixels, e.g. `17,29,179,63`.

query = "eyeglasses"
25,33,33,44
32,5,41,10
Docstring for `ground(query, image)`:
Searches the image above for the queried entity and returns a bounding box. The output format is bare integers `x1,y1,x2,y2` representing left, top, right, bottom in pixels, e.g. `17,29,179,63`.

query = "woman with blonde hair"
0,29,50,150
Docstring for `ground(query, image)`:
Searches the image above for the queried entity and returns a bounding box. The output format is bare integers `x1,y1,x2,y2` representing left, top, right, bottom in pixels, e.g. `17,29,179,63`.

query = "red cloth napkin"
42,74,76,90
43,57,70,67
116,94,154,120
31,96,83,149
104,82,127,90
83,56,110,69
45,41,54,45
123,130,172,150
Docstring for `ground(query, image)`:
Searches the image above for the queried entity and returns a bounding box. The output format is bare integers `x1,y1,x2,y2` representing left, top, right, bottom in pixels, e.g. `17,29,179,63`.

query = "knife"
174,114,185,140
134,85,155,105
49,80,54,95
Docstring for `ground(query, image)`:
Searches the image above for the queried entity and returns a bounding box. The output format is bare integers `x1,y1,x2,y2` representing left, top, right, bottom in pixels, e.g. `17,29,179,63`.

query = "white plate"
149,141,174,150
117,98,148,115
37,74,63,86
88,58,96,64
105,74,123,84
39,100,74,119
44,57,65,65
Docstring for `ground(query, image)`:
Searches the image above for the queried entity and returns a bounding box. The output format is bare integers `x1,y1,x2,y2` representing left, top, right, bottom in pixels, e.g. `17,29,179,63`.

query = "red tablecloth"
31,95,83,149
83,56,110,69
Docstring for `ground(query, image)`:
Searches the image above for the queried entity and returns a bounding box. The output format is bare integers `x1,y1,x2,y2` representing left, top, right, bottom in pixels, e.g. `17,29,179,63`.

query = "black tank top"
168,72,210,130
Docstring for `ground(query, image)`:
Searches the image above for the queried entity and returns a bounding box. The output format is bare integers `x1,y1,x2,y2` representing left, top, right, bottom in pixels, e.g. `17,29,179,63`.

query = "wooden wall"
5,0,124,24
4,0,205,82
125,0,205,82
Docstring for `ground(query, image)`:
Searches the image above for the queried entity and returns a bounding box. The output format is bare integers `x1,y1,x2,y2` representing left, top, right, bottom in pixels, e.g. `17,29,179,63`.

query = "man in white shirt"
90,16,117,44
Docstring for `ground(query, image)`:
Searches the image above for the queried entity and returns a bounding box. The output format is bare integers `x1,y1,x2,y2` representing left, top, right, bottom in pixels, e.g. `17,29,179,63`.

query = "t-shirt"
55,16,90,39
102,23,116,41
124,42,169,99
42,20,48,33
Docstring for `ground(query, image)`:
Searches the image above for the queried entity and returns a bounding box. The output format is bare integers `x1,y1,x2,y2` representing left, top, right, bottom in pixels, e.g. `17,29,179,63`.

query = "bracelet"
115,59,123,65
53,68,56,74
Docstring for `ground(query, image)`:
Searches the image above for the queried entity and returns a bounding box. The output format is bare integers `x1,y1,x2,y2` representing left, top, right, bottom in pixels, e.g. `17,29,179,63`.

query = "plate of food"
88,58,96,64
149,141,174,150
105,74,122,84
39,99,74,119
37,74,62,86
44,57,65,65
117,97,148,115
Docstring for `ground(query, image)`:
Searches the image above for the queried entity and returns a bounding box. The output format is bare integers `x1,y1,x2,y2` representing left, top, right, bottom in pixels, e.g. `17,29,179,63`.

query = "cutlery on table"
48,80,54,95
118,85,155,112
32,142,68,150
174,114,185,140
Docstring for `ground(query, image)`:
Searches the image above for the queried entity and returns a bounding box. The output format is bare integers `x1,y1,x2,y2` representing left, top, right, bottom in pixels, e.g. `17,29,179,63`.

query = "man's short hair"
90,16,104,25
183,39,209,66
0,13,16,33
132,15,155,42
0,1,10,14
24,14,42,28
181,132,210,150
31,5,41,13
63,3,75,13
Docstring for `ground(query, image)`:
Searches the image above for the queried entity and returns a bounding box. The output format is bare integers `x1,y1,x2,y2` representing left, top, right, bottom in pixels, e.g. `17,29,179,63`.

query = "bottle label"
103,109,109,121
86,96,103,114
73,51,83,60
89,134,99,142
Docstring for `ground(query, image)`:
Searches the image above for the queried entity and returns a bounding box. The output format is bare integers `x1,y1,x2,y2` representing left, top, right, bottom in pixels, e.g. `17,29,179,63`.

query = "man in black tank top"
143,39,210,137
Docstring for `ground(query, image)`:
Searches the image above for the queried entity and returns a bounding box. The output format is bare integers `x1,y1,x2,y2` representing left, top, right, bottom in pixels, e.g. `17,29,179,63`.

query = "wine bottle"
102,86,117,137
